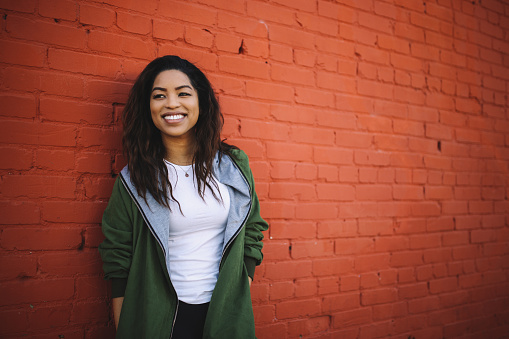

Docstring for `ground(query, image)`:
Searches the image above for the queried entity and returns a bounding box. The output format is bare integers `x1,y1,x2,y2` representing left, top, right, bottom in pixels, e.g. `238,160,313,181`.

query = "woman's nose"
165,94,180,108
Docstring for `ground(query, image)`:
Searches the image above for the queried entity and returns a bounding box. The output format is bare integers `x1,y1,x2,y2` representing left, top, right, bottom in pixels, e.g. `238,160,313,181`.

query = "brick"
184,26,214,48
0,0,36,12
253,305,275,324
264,261,312,280
117,11,151,35
297,12,338,36
35,149,74,171
75,151,111,173
256,324,286,338
217,12,267,38
3,67,84,98
196,0,244,13
0,279,74,306
295,87,335,107
85,79,131,103
0,200,40,224
39,0,76,21
316,184,355,201
267,142,312,161
316,72,355,93
269,281,293,300
312,258,353,276
355,254,390,272
291,240,334,259
153,19,184,41
295,163,317,180
294,278,317,298
356,185,392,201
375,236,410,252
287,316,330,338
269,43,293,63
1,175,76,198
393,314,427,333
391,251,424,267
39,251,103,275
270,221,315,240
97,0,158,14
158,0,216,26
263,241,290,261
30,304,72,330
332,308,372,328
276,299,320,319
39,96,113,125
322,293,360,313
246,1,295,26
295,203,338,220
6,16,85,49
270,24,316,50
0,308,28,334
429,277,458,294
48,49,121,78
314,147,353,165
358,11,392,33
269,182,315,201
291,126,335,145
0,93,36,119
341,25,378,45
246,81,294,102
361,288,398,306
42,201,106,223
88,30,156,60
241,38,269,58
0,146,32,170
0,255,37,280
71,301,109,324
1,227,82,250
78,127,122,150
0,40,46,68
317,220,357,239
271,64,315,86
79,3,115,27
218,55,269,79
220,96,270,120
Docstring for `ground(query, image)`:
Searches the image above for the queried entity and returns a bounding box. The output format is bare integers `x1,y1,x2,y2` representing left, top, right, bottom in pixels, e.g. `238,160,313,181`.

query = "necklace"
174,163,192,177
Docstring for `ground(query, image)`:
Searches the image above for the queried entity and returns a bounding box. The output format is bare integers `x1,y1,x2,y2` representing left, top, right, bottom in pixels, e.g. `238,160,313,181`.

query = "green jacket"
99,149,268,338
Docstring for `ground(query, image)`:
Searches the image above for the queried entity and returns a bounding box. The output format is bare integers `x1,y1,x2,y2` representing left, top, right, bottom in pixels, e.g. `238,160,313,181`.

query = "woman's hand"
248,276,252,287
112,297,124,330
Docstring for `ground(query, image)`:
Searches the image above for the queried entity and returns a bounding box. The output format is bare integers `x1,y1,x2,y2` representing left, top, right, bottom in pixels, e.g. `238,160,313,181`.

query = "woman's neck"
163,138,195,166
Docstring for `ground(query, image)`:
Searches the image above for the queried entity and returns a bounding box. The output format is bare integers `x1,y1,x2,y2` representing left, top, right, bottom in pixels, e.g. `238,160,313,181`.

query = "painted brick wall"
1,0,508,338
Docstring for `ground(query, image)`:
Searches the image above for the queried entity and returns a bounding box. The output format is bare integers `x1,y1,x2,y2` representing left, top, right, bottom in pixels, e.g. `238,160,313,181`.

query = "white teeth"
163,114,184,120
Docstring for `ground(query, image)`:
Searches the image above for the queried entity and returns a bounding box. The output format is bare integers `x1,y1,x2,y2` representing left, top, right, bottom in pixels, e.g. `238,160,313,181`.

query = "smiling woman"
98,55,268,339
150,69,200,150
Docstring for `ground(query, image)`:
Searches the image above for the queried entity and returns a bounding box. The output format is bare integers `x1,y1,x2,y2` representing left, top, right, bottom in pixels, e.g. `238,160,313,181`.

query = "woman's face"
150,69,199,147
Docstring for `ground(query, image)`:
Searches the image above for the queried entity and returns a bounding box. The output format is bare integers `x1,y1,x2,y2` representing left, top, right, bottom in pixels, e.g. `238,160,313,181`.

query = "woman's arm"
112,297,124,329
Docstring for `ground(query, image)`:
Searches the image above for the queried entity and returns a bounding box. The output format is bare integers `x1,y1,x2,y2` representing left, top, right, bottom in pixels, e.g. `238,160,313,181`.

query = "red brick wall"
1,0,508,338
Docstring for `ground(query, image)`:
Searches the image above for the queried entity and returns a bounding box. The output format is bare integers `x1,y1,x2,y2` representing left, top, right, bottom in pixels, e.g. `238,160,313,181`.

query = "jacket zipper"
119,174,179,339
219,154,253,269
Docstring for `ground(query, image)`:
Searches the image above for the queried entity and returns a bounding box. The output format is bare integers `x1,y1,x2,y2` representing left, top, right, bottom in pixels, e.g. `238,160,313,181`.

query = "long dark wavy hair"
122,55,235,208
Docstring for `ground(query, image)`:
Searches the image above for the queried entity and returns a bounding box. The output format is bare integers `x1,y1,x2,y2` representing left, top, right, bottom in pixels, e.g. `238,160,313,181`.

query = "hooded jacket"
99,149,268,338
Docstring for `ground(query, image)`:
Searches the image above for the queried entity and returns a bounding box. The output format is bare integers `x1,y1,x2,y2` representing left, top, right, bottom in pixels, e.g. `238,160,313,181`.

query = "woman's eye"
179,92,191,97
153,94,165,99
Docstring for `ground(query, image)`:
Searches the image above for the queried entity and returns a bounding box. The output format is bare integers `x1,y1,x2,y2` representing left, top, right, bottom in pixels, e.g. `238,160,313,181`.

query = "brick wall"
1,0,508,338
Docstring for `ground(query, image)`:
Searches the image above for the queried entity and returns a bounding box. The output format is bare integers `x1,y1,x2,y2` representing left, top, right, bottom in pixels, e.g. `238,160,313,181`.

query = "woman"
99,55,268,338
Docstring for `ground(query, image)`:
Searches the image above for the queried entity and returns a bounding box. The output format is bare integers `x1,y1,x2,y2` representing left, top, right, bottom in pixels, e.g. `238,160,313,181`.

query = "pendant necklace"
175,164,192,177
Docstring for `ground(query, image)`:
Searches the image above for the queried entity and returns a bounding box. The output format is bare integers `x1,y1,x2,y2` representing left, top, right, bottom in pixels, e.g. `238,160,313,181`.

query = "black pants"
172,301,209,339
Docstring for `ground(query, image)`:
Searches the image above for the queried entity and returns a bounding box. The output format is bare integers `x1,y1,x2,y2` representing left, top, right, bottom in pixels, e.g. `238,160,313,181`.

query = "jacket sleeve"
234,150,269,280
98,176,134,298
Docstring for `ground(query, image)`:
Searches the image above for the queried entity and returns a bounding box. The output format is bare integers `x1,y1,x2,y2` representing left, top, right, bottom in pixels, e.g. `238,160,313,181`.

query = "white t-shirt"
164,160,230,304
